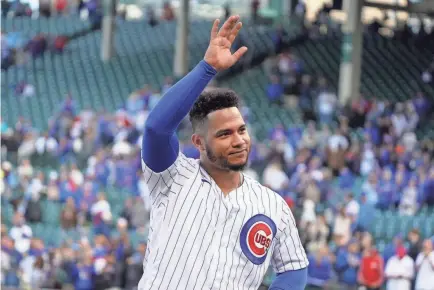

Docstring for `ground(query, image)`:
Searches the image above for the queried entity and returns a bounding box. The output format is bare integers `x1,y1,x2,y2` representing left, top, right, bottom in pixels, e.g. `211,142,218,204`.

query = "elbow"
144,114,160,132
141,126,179,173
145,111,177,136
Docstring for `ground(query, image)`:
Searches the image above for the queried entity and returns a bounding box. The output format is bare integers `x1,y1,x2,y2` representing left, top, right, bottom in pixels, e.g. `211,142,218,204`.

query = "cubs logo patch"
240,214,276,265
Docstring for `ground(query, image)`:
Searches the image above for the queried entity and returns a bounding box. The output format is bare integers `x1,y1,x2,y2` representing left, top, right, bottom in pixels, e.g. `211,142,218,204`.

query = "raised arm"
142,15,247,173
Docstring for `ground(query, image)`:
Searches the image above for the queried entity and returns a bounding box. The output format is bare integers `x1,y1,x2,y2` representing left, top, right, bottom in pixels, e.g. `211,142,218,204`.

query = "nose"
231,133,245,148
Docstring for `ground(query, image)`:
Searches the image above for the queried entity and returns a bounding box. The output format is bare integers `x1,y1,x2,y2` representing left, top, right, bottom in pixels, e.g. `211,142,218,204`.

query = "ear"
191,133,206,152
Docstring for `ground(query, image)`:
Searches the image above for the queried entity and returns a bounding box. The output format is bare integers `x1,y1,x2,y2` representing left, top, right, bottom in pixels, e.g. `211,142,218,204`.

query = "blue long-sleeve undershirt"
269,268,307,290
142,60,217,172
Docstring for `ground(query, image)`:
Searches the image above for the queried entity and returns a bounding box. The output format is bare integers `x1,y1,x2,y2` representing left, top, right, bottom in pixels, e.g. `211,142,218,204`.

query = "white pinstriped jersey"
138,153,308,290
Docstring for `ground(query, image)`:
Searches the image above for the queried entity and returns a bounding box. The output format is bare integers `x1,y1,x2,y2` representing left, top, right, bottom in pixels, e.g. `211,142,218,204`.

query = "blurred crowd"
260,49,434,289
1,85,163,288
1,30,69,70
303,229,434,290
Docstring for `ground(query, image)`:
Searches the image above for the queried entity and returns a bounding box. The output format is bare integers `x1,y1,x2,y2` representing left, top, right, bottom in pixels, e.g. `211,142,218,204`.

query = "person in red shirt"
358,246,384,290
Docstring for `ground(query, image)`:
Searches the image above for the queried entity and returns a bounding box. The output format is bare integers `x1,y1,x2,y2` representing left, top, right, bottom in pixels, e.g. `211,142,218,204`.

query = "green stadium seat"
42,200,62,226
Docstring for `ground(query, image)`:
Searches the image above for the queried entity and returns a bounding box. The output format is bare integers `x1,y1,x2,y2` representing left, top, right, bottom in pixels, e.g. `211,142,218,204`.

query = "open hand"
204,15,248,71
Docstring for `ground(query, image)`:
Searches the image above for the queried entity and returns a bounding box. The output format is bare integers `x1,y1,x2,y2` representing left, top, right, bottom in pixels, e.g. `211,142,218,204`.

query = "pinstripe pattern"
138,153,308,290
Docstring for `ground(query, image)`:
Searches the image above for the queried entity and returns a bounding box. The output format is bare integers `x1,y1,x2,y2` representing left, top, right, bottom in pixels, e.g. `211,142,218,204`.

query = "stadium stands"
292,33,434,138
1,16,301,130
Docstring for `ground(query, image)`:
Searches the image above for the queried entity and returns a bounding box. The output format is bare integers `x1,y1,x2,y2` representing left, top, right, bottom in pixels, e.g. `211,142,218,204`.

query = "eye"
217,131,231,138
239,127,247,134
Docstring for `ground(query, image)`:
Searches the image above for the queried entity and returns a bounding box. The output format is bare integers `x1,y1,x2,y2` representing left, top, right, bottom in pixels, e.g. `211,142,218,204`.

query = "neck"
200,160,242,196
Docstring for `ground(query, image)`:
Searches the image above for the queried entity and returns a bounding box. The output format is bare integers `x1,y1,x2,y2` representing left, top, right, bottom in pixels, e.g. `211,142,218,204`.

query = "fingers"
228,22,243,44
218,15,240,38
210,19,220,40
231,46,248,63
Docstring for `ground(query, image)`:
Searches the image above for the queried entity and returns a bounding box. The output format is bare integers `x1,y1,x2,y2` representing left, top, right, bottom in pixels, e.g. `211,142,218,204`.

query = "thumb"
231,46,248,63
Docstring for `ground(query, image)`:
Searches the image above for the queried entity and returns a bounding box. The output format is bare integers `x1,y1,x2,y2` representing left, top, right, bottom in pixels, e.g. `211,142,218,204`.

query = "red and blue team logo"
240,214,276,265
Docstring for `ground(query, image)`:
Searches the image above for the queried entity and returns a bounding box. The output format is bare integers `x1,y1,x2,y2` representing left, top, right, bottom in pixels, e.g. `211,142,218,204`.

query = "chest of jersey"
145,173,281,290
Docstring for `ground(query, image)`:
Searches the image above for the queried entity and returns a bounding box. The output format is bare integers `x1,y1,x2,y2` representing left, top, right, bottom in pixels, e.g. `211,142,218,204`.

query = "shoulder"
244,175,287,205
142,152,199,176
405,256,415,264
174,153,200,174
245,176,295,227
415,253,424,261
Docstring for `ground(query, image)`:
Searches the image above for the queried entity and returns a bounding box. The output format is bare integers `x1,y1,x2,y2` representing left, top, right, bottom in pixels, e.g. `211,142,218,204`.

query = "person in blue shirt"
358,193,376,232
70,255,94,290
377,168,396,210
335,239,361,290
307,247,333,289
1,236,22,288
267,75,284,103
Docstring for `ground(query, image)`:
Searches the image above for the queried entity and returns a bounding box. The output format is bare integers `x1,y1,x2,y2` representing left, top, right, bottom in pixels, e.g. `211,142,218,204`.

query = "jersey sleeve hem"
274,261,309,274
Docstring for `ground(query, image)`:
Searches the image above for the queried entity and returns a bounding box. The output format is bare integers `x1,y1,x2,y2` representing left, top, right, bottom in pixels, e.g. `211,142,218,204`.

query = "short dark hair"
189,88,240,132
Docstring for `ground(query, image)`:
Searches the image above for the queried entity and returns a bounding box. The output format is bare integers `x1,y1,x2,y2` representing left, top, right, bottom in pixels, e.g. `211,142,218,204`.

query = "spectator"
146,6,158,26
415,239,434,290
377,168,396,210
266,75,284,103
19,238,46,286
421,63,433,83
17,159,33,179
223,3,230,20
9,213,32,254
385,245,414,290
345,193,360,221
71,251,94,290
25,193,42,223
317,89,337,125
251,0,260,23
326,128,348,174
307,247,333,288
300,121,318,150
130,196,148,230
161,2,174,21
422,168,434,206
300,199,316,231
52,35,68,53
304,178,320,204
361,173,379,204
1,236,21,288
407,229,422,262
125,242,146,289
94,254,116,290
30,256,48,288
302,215,329,253
391,103,409,137
333,207,351,245
61,197,78,230
120,198,133,227
262,158,289,193
358,246,384,290
335,239,360,290
161,77,173,94
91,193,112,237
358,193,376,231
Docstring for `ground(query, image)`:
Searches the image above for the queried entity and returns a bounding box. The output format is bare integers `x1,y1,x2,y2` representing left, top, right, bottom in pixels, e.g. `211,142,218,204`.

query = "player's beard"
205,143,248,172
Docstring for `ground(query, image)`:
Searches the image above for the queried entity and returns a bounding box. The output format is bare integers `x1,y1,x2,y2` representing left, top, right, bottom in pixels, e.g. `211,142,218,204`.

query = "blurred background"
1,0,434,289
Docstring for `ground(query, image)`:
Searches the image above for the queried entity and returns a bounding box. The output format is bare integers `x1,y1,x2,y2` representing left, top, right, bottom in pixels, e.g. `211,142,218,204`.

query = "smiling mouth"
229,150,247,155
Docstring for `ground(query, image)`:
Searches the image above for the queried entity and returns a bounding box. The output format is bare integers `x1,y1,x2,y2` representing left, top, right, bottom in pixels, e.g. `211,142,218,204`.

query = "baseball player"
139,15,308,290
